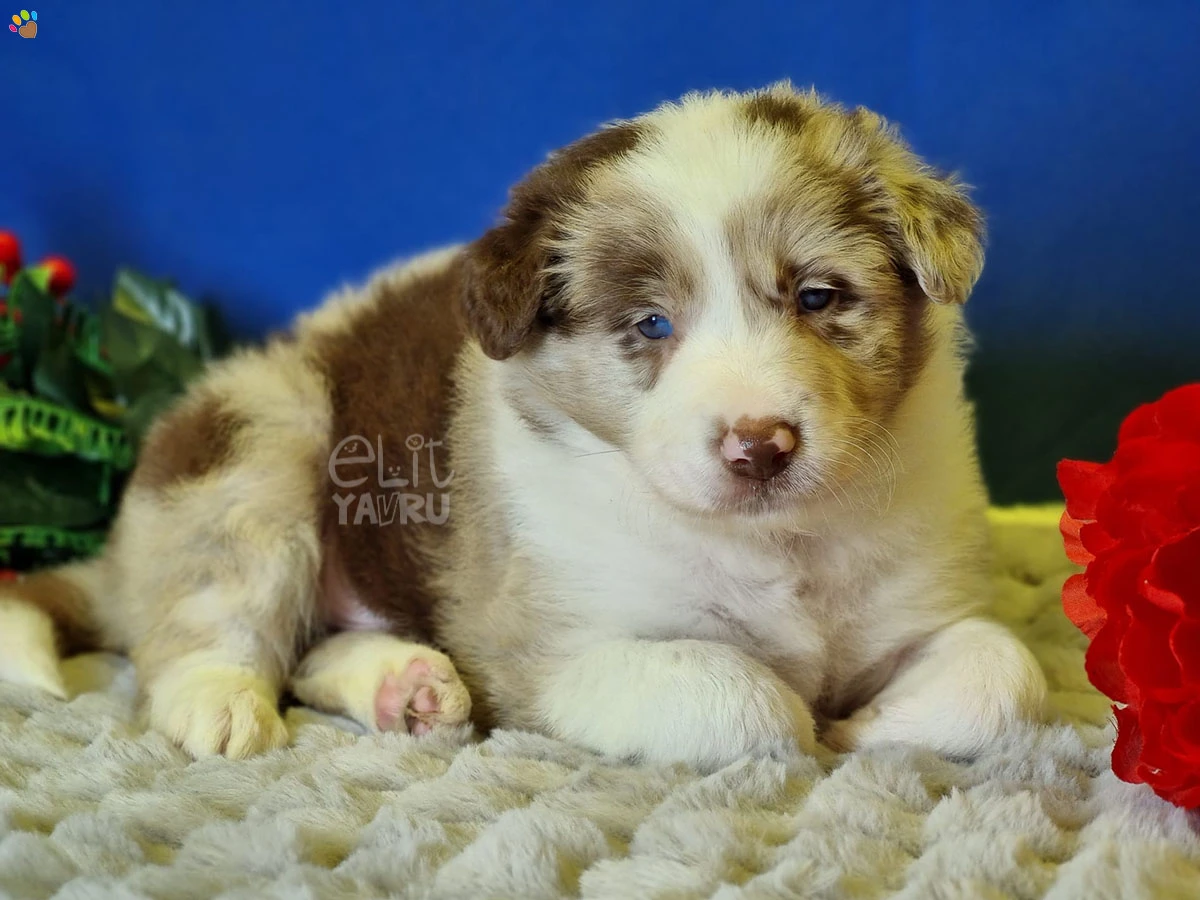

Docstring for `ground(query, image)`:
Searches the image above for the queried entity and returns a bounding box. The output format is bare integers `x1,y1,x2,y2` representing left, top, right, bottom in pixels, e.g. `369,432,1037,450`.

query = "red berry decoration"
0,231,21,284
39,255,77,297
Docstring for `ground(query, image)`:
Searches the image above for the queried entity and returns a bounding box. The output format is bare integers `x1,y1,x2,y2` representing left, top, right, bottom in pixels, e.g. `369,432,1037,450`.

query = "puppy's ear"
889,173,985,306
461,122,645,360
461,207,552,361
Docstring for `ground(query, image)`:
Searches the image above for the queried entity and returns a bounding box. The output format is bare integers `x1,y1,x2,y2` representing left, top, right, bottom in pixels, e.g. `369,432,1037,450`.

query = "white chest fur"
474,315,988,713
488,402,910,705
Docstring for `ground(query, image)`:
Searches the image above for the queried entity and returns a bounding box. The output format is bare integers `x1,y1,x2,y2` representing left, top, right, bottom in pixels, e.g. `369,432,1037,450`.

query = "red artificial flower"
1058,383,1200,809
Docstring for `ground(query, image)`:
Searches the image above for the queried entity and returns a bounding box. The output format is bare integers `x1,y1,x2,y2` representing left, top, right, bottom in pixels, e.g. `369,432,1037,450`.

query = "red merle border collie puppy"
0,84,1046,767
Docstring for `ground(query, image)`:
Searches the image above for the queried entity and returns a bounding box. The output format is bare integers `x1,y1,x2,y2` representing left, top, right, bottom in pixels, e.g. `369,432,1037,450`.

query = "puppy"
0,84,1046,767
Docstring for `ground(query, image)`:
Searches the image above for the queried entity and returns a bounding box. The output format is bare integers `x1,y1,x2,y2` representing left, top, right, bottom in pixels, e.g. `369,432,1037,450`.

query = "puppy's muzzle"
720,418,798,481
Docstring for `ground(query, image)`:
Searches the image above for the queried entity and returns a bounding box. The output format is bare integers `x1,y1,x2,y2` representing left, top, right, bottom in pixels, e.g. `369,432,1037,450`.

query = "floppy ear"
890,174,985,306
461,208,552,361
461,123,645,361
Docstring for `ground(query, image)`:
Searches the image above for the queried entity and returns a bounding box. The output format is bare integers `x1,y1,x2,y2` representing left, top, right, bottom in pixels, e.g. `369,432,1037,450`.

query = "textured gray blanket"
2,507,1198,899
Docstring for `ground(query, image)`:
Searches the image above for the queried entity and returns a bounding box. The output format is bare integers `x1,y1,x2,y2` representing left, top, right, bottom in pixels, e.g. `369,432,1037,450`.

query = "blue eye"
798,288,836,312
636,314,674,339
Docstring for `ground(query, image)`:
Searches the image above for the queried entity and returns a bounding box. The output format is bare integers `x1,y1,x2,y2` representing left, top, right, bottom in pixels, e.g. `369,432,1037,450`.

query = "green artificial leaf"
0,453,116,528
6,271,58,388
112,268,206,353
0,525,106,567
32,314,93,412
2,263,228,570
0,316,19,387
101,309,204,395
0,389,135,469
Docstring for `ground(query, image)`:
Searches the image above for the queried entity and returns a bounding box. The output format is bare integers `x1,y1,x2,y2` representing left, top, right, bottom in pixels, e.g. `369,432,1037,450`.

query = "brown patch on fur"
573,234,674,332
888,177,985,305
723,94,972,423
896,279,933,395
742,86,983,308
311,260,468,643
588,230,690,390
551,197,698,392
743,92,814,135
461,122,646,360
130,393,248,491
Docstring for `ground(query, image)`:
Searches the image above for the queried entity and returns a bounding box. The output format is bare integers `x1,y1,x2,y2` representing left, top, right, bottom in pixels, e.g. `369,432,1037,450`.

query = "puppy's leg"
117,344,332,759
291,631,471,735
824,617,1047,757
130,541,317,759
538,638,816,770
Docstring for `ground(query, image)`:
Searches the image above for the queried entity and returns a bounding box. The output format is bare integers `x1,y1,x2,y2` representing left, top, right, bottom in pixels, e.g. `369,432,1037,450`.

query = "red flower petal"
1165,700,1200,757
1060,510,1093,566
1147,528,1200,615
1103,442,1200,544
1180,484,1200,529
1130,702,1177,775
1087,615,1135,704
1170,619,1200,687
1087,547,1150,616
1063,573,1104,638
1159,782,1200,810
1058,459,1114,521
1112,704,1145,784
1148,383,1200,445
1117,384,1200,447
1118,401,1161,443
1118,603,1184,702
1078,521,1118,559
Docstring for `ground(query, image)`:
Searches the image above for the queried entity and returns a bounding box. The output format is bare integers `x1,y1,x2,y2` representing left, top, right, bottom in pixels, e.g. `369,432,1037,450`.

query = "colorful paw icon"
10,9,36,38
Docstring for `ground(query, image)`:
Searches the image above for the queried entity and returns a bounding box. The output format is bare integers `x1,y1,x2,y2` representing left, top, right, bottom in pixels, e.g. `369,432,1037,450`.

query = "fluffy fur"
0,84,1046,767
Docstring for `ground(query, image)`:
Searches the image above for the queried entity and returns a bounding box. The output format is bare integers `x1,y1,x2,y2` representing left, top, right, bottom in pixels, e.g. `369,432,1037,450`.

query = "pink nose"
720,418,799,480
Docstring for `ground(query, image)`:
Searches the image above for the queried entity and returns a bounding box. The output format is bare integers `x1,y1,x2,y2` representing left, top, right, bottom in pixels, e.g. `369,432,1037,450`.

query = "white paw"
291,632,471,735
541,639,817,770
147,664,288,759
823,619,1048,757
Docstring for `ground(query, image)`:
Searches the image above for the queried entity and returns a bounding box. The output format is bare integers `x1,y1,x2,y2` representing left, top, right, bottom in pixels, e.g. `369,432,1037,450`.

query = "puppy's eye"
636,314,674,340
797,287,836,312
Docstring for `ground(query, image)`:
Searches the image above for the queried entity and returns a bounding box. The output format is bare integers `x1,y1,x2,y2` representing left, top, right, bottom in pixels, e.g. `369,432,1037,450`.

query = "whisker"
573,449,623,459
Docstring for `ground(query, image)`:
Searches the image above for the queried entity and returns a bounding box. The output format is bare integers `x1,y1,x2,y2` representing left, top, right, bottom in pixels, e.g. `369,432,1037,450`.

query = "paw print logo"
9,9,35,37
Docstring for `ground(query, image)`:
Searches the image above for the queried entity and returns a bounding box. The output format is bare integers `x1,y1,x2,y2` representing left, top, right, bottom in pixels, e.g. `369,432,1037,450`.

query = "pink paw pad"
373,657,467,736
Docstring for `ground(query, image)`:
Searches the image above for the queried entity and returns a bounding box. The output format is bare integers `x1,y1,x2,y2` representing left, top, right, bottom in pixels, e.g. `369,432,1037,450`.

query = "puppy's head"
462,84,984,519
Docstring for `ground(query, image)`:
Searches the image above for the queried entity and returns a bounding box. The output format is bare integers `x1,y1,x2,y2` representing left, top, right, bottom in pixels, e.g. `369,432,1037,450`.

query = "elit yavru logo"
9,9,36,37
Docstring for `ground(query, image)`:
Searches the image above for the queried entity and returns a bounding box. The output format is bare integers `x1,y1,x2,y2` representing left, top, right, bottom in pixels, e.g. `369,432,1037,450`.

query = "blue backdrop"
6,0,1200,499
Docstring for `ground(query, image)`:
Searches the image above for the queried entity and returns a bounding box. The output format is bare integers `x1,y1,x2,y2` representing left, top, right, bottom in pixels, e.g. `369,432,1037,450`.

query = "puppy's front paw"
542,639,817,770
148,664,288,759
823,618,1048,757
